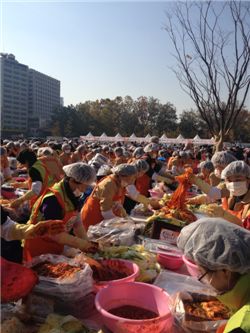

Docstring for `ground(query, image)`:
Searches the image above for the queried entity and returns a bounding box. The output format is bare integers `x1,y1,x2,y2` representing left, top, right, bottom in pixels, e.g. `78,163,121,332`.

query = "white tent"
160,134,167,139
193,134,201,140
145,134,151,141
86,132,93,137
115,133,123,139
129,133,137,139
177,134,184,140
99,133,108,141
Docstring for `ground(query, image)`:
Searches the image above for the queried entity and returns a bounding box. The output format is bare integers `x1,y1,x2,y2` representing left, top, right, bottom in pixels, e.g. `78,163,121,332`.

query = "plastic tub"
95,282,173,333
1,186,17,199
157,253,183,270
94,259,140,292
13,177,27,182
182,255,199,277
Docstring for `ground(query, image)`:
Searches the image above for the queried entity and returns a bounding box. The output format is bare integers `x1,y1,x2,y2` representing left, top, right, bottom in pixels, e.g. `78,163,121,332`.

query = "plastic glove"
189,175,211,194
10,197,23,209
206,204,226,218
148,198,162,210
136,194,150,206
156,175,173,185
9,220,65,240
30,220,65,238
186,195,208,205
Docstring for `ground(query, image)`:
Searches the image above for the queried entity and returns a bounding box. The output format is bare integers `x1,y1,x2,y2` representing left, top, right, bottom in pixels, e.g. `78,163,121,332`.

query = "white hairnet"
133,147,144,158
92,153,108,165
112,164,137,177
144,143,159,153
133,159,149,173
179,151,188,158
37,147,53,157
177,218,250,274
199,161,214,172
76,144,86,153
211,151,236,168
97,164,112,177
221,160,250,180
114,147,123,156
63,162,96,184
62,143,71,151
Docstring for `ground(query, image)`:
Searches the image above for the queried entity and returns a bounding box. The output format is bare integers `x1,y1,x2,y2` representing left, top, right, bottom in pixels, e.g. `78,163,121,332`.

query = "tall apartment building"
0,53,61,137
0,53,29,135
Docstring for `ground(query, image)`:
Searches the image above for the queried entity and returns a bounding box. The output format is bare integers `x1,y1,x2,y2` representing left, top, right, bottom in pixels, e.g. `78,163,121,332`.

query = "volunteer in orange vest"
59,143,73,166
198,160,215,185
127,147,144,164
37,147,64,182
113,147,128,166
142,143,174,195
205,161,250,227
10,149,54,209
124,159,160,214
23,162,97,262
188,160,250,228
187,151,237,205
71,144,88,163
81,164,138,231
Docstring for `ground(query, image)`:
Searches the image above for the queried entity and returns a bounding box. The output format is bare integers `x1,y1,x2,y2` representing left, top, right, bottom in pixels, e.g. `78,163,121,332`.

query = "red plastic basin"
93,259,139,293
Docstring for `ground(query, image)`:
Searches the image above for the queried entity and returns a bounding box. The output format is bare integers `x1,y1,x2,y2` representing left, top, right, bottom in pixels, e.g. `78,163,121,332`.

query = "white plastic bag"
26,254,93,301
87,217,144,246
154,270,216,296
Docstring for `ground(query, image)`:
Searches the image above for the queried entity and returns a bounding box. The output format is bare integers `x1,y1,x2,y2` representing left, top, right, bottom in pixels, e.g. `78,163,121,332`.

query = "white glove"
126,185,139,200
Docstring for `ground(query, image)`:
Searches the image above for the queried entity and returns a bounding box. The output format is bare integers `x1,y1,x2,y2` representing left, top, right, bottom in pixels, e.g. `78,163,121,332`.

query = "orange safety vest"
28,160,55,207
23,180,77,262
222,196,250,220
39,156,64,182
81,175,126,231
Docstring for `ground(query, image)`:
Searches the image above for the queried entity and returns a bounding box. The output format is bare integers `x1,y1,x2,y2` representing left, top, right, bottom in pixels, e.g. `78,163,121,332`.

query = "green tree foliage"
50,97,250,142
179,109,209,138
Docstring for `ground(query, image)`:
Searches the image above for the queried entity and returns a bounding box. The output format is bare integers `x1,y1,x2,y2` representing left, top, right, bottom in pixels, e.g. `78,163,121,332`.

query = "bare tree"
165,1,250,151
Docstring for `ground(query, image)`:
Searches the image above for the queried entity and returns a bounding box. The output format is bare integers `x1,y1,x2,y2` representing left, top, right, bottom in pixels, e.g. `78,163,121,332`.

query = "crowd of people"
1,135,250,332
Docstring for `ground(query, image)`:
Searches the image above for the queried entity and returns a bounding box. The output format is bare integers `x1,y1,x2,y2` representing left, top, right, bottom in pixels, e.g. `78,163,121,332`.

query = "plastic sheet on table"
154,270,216,297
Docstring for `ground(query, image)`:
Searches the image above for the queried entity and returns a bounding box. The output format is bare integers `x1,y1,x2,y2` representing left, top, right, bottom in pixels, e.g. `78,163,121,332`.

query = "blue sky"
1,1,249,113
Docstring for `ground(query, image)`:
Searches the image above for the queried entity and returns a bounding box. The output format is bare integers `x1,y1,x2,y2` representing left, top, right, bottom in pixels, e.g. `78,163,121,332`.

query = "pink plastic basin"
182,255,199,277
94,259,140,293
157,253,183,270
95,282,173,333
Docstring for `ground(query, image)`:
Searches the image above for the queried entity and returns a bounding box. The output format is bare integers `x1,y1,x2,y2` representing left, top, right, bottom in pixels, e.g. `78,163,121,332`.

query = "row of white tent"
80,132,215,145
